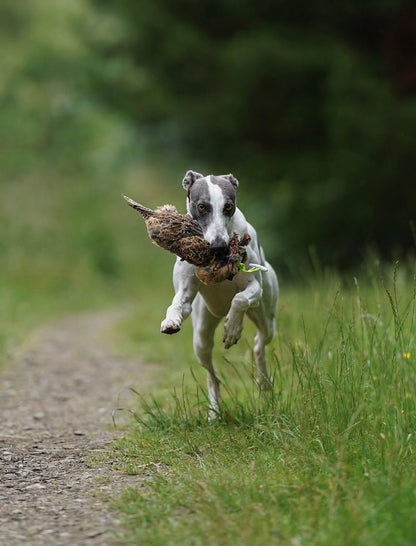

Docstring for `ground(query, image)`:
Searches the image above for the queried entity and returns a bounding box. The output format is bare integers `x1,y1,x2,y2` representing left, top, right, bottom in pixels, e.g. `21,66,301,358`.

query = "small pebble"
25,483,46,490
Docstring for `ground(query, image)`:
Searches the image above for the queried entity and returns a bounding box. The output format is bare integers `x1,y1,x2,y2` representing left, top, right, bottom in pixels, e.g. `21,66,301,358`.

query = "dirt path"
0,309,156,545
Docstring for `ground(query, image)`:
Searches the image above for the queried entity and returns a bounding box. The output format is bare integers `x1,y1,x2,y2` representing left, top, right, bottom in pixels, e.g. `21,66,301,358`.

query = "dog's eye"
224,203,234,213
197,203,206,212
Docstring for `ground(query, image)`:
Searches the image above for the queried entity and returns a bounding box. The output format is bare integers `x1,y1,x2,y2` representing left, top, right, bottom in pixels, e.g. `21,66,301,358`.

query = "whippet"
161,170,279,417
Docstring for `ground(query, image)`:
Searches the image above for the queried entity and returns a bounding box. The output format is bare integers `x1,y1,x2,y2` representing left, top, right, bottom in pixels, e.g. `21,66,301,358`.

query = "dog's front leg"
223,277,262,349
161,260,199,334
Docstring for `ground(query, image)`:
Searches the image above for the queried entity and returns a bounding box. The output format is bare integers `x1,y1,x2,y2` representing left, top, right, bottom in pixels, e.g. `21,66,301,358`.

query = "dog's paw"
160,318,181,335
222,314,243,349
258,376,273,391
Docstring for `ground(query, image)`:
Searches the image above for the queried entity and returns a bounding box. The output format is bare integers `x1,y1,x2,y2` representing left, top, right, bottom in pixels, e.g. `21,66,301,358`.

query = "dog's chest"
198,275,249,318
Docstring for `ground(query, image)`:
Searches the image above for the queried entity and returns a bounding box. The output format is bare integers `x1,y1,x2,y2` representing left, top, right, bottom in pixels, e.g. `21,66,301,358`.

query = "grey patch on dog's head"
187,175,238,208
188,178,210,204
210,175,239,202
219,174,239,189
186,174,239,209
187,175,238,246
182,170,204,192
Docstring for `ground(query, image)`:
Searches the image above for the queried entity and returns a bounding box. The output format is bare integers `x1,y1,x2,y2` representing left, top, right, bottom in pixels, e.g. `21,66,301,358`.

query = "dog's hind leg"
248,311,275,390
192,295,221,419
248,297,277,390
254,329,274,390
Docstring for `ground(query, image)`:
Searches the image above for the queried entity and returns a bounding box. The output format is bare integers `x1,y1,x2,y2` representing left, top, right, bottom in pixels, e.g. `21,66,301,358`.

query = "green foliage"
111,264,416,545
0,159,190,361
91,1,416,268
1,4,415,541
2,1,414,273
0,0,181,359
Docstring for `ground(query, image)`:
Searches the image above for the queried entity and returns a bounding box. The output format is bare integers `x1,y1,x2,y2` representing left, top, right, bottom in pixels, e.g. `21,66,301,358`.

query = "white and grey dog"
161,170,279,417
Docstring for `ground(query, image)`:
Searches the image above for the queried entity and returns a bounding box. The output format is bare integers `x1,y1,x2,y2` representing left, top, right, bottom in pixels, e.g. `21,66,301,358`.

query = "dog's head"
182,170,239,251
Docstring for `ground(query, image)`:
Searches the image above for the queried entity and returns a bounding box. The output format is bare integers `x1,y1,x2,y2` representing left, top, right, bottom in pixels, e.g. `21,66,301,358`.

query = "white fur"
161,176,279,419
204,177,229,245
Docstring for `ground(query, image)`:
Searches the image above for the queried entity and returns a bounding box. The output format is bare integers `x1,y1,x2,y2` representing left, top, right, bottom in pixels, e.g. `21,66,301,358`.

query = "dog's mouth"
212,246,230,264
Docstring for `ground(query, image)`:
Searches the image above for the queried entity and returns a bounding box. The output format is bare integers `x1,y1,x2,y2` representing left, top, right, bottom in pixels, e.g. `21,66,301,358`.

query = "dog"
160,170,279,417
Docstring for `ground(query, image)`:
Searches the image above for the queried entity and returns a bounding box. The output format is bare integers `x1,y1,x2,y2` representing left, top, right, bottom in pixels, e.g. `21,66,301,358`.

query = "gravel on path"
0,310,156,545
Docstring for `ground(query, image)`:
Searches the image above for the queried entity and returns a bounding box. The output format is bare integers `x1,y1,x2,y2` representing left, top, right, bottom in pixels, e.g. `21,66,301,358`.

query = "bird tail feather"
122,194,154,219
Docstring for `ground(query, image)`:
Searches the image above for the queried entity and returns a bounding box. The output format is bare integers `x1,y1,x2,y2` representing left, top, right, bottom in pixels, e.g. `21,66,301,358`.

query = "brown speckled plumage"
123,194,250,284
195,232,250,285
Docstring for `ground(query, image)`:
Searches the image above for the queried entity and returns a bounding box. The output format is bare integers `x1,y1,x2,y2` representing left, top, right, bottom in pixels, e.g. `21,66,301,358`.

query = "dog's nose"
210,237,228,252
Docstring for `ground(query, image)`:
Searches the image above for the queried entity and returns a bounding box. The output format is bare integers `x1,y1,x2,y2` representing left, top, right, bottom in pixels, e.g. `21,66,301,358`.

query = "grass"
0,162,188,364
110,261,416,545
3,9,413,542
2,153,415,544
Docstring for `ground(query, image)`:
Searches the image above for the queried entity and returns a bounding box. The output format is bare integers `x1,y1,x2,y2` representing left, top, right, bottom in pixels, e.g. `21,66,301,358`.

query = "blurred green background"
1,0,415,354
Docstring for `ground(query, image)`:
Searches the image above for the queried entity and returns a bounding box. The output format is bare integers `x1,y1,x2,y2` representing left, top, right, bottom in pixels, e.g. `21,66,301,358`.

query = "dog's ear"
182,170,204,191
223,174,239,189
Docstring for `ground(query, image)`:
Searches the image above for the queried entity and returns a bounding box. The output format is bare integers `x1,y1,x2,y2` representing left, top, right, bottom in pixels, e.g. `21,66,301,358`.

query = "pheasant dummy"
122,194,260,285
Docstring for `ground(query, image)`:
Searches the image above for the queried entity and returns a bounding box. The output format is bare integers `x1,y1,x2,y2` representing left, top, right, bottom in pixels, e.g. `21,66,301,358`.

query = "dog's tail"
122,194,154,219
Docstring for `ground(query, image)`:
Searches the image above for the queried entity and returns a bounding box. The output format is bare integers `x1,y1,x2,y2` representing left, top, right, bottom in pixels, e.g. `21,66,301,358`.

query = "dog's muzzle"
210,237,228,253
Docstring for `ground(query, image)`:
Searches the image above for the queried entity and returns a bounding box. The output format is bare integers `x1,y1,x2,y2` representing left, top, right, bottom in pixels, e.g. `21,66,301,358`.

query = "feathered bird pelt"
123,194,250,284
